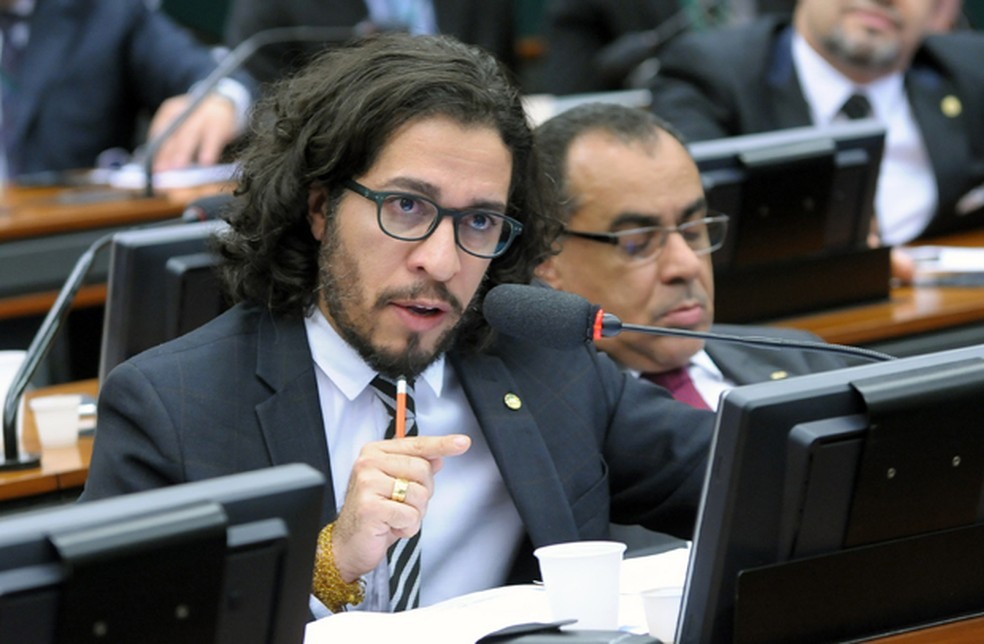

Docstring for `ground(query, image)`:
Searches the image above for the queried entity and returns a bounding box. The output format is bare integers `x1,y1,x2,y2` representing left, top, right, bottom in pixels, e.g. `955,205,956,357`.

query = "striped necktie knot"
370,374,417,439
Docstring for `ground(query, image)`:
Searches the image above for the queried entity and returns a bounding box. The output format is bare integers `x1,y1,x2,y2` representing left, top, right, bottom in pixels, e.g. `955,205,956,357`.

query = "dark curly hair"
218,32,561,350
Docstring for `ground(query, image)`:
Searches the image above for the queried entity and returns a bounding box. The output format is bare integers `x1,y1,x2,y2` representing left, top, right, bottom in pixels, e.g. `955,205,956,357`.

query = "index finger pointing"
379,434,471,459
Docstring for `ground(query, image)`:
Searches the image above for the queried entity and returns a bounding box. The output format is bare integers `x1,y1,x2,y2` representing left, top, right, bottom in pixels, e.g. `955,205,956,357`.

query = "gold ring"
391,477,410,504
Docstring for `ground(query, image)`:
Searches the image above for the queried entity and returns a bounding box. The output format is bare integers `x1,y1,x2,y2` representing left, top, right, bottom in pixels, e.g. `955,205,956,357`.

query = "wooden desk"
772,229,984,351
869,613,984,643
0,183,228,320
0,379,96,502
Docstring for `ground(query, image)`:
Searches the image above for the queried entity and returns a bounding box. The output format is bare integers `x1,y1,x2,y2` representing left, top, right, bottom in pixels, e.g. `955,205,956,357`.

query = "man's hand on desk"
868,227,916,284
331,434,471,582
891,248,916,284
148,93,239,172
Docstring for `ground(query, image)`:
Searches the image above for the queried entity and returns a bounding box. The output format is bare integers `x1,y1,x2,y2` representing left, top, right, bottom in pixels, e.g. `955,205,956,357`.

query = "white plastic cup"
533,540,627,630
29,394,82,449
641,586,684,643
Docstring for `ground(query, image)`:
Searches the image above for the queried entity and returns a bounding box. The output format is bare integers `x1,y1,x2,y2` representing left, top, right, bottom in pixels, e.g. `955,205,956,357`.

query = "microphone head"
182,193,233,222
482,284,603,350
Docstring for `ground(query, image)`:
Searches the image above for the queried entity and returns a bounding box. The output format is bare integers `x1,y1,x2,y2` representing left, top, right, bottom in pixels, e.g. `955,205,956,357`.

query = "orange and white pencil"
395,375,408,439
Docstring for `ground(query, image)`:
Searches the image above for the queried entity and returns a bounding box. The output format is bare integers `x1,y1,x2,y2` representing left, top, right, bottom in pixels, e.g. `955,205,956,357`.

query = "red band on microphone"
592,308,606,342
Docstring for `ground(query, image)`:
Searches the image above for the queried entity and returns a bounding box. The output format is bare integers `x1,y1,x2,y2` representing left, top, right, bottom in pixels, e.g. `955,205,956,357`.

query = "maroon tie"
643,367,711,410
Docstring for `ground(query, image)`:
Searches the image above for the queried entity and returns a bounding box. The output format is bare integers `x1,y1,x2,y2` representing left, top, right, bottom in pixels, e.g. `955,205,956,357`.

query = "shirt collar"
689,349,724,381
625,348,723,380
791,30,904,125
304,308,445,400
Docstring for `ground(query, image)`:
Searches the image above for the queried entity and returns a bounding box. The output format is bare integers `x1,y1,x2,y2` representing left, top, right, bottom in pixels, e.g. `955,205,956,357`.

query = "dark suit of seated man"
646,0,984,277
2,0,254,178
80,33,714,617
533,102,848,553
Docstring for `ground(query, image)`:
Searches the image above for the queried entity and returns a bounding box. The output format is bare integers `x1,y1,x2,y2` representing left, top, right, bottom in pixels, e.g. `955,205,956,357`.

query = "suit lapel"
766,25,813,130
254,311,337,523
449,350,581,547
706,341,777,385
906,61,969,226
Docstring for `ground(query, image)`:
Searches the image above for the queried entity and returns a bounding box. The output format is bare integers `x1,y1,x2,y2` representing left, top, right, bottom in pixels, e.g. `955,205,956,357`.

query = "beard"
821,22,902,73
315,215,477,379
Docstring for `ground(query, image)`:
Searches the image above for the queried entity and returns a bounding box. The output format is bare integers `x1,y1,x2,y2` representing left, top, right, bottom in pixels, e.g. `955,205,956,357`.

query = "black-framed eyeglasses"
344,180,524,259
563,214,729,261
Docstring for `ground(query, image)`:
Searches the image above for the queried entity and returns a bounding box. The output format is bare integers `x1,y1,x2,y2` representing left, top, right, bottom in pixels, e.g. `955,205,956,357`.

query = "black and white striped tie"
370,374,422,611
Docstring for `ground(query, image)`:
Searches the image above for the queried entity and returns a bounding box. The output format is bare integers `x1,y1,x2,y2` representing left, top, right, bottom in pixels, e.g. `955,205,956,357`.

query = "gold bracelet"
311,522,365,612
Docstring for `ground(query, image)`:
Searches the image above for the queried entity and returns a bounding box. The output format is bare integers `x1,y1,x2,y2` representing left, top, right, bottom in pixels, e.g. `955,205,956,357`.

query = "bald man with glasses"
535,103,849,412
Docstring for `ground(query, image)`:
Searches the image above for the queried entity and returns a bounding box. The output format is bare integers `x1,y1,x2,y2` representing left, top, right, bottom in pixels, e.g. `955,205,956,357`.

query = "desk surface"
0,183,229,320
5,384,984,642
0,184,219,242
0,379,96,502
772,229,984,346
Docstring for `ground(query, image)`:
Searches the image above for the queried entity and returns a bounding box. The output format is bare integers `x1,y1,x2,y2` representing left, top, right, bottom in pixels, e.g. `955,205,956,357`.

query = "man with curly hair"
81,33,712,616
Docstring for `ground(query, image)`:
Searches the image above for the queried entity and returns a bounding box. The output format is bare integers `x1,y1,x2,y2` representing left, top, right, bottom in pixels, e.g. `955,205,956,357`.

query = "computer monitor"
98,220,229,382
678,344,984,643
689,119,884,269
0,463,325,644
688,119,889,322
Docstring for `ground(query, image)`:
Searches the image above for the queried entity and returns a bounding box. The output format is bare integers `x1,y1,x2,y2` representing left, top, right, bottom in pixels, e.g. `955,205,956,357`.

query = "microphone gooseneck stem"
611,319,895,363
1,215,193,471
142,25,362,198
1,232,115,470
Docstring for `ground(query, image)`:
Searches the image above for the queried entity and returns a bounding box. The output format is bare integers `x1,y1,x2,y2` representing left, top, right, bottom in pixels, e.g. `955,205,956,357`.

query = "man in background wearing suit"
534,102,847,552
81,33,713,616
647,0,984,251
224,0,517,86
536,103,847,410
537,0,684,95
0,0,253,178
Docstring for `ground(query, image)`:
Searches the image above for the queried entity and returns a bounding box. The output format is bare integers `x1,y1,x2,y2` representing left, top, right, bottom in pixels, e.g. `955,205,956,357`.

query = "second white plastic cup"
641,585,684,643
533,540,627,630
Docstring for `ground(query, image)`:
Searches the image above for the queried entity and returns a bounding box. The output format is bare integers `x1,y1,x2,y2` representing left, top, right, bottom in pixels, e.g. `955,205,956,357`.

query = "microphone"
594,9,692,87
0,197,227,471
141,24,376,198
482,284,895,363
181,192,233,222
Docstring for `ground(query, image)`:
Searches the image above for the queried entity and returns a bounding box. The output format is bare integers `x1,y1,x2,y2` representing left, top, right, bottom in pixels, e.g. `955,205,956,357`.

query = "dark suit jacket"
224,0,517,86
8,0,239,176
648,17,984,240
81,303,712,583
705,323,850,385
610,322,848,555
538,0,682,95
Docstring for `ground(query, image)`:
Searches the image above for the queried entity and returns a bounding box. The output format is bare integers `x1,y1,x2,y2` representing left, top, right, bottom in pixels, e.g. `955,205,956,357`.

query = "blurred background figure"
534,102,847,410
646,0,984,254
0,0,254,180
534,102,848,554
536,0,803,95
537,0,686,94
224,0,518,87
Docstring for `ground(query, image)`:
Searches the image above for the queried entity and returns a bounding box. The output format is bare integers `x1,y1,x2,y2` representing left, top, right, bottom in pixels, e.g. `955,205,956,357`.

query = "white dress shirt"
792,32,938,245
303,311,524,615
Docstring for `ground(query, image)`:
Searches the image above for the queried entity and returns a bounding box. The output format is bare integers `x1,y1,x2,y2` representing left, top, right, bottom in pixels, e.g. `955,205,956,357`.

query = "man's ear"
308,184,329,241
534,256,563,290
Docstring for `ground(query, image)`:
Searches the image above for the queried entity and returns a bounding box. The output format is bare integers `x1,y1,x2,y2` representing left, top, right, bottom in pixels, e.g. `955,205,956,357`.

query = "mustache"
650,291,709,323
374,282,465,316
